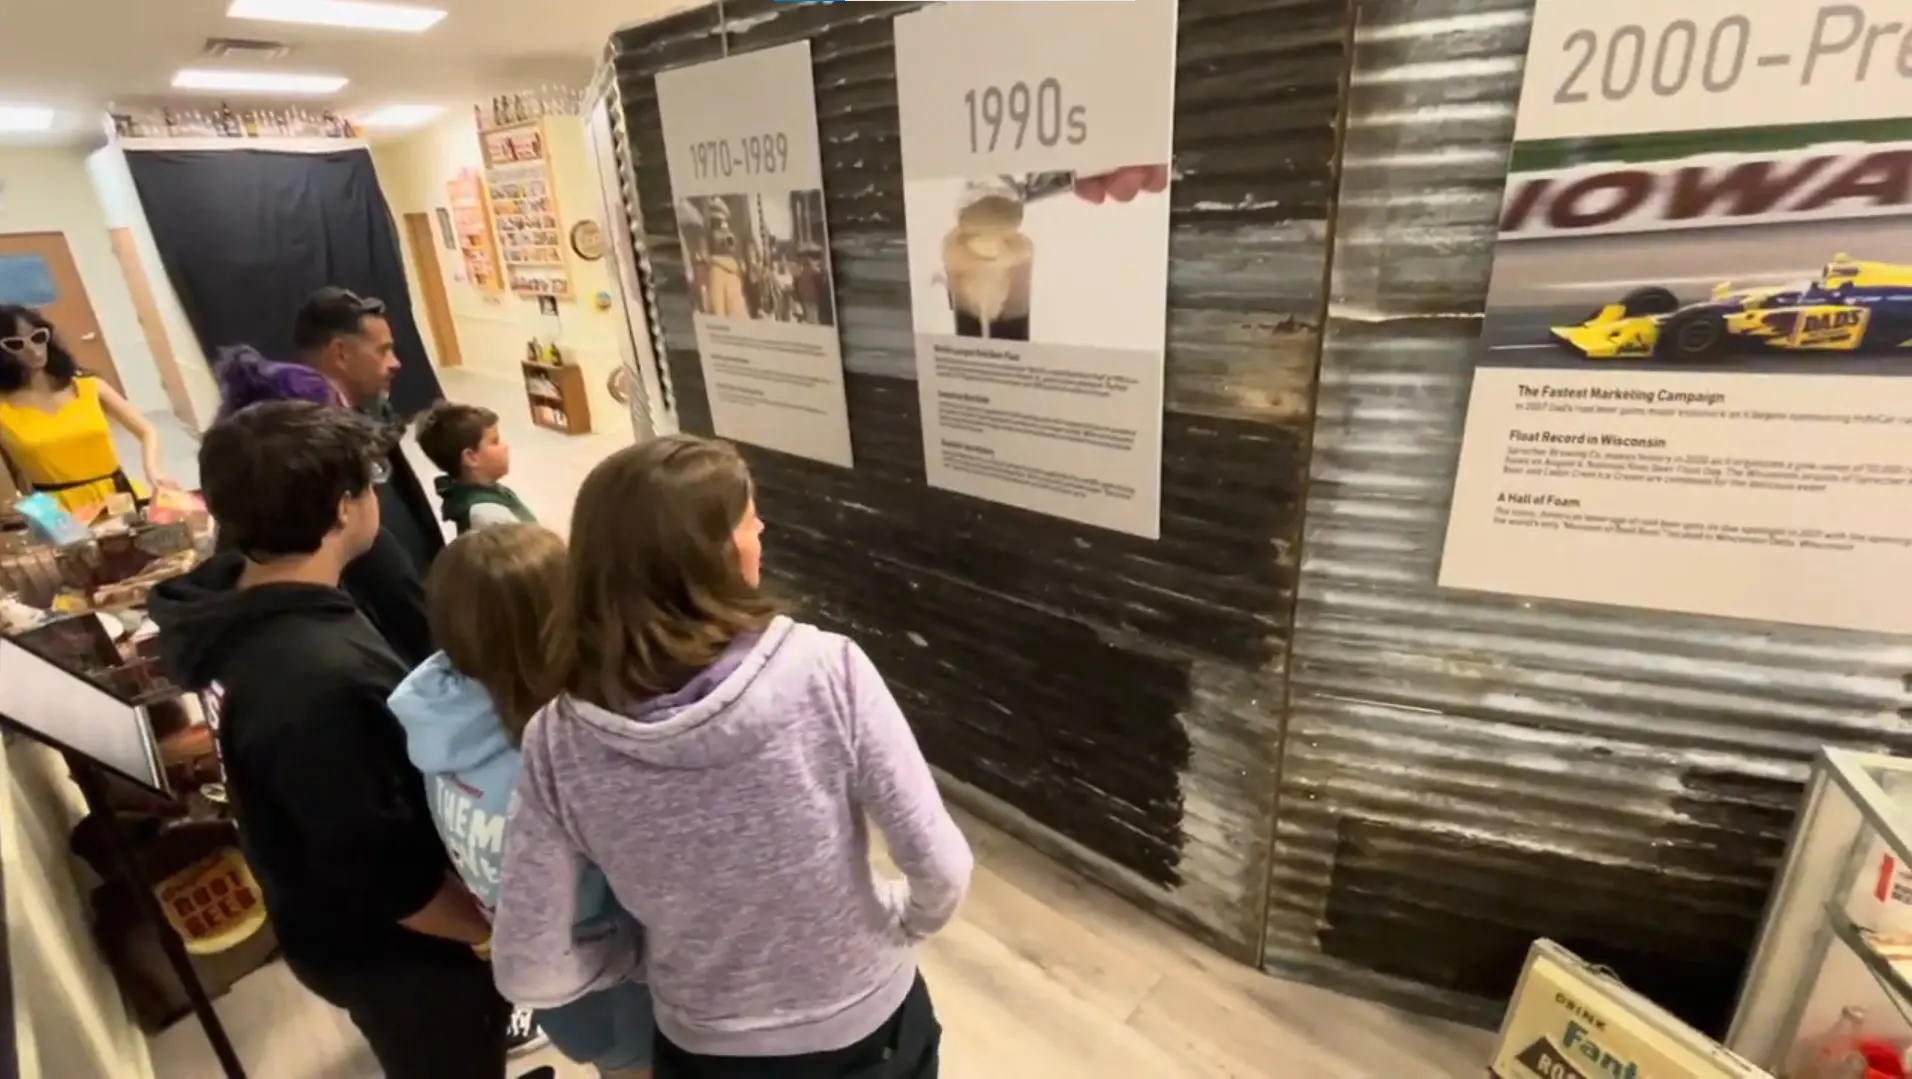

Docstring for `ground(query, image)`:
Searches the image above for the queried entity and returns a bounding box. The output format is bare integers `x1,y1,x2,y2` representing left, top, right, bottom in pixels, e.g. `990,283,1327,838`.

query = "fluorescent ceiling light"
360,104,443,128
172,69,349,95
226,0,447,33
0,106,55,133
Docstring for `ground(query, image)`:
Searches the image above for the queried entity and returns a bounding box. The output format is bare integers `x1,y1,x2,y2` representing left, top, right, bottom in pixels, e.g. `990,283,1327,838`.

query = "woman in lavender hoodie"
491,435,973,1078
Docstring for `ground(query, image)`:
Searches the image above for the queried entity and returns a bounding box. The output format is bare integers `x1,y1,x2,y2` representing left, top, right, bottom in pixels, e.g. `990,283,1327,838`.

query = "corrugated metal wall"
610,0,1344,956
1273,0,1912,1034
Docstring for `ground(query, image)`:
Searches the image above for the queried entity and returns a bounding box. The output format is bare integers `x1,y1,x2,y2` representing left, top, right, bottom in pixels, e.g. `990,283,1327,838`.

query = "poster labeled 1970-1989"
655,42,853,468
893,0,1177,539
1440,0,1912,633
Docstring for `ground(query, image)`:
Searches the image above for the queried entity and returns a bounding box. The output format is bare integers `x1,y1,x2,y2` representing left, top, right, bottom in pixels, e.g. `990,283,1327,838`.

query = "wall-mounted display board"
1439,0,1912,633
893,0,1177,539
655,41,853,468
446,168,503,291
1495,940,1769,1079
481,120,573,299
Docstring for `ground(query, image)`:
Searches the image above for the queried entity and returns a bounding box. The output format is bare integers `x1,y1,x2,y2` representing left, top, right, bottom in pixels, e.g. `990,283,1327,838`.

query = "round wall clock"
569,220,607,260
608,366,635,405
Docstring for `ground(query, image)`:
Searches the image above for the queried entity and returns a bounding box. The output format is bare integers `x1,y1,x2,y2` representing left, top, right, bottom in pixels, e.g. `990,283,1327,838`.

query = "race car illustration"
1550,256,1912,360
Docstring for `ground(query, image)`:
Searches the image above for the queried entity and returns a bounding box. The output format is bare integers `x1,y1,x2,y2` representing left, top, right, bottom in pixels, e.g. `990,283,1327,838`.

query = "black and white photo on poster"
675,189,834,327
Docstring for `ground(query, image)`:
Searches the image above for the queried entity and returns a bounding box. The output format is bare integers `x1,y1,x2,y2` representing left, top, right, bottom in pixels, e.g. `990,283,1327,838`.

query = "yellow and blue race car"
1551,256,1912,360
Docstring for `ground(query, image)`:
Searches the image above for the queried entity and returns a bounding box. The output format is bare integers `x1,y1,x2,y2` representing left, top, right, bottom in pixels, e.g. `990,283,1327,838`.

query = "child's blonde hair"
426,523,566,741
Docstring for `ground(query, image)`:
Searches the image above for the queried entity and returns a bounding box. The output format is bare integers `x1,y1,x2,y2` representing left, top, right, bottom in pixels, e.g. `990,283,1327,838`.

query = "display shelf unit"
480,119,573,299
446,169,503,292
522,360,591,435
1728,748,1912,1077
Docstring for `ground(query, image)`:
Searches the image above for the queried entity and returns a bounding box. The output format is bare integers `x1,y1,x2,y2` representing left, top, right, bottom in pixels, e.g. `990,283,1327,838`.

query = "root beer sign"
157,847,267,956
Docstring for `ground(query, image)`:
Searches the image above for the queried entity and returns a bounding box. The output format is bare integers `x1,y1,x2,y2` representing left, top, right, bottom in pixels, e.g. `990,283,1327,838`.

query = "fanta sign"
1501,145,1912,240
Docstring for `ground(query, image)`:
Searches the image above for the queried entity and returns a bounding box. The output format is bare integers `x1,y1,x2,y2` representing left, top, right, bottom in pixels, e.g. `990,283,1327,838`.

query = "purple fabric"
213,345,335,418
491,616,974,1057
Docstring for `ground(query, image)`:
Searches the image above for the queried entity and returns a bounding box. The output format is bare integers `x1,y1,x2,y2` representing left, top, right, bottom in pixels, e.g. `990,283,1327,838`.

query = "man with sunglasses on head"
211,288,444,665
291,288,444,578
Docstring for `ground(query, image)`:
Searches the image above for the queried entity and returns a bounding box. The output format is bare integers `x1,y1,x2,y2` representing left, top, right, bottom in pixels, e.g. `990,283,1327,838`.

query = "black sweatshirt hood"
147,551,364,690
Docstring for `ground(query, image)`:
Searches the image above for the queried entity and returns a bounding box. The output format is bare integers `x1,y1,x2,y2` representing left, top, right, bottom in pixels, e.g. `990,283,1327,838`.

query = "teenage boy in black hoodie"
148,402,509,1078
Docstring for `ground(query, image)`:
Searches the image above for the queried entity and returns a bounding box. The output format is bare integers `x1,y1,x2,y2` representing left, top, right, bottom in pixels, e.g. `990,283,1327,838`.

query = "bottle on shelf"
1789,1007,1873,1079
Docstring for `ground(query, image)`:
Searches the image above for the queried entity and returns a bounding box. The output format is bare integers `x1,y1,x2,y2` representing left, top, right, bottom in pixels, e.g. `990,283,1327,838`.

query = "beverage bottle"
1790,1007,1872,1079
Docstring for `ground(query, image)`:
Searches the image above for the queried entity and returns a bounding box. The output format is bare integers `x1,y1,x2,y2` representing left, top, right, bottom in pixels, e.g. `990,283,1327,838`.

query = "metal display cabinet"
1730,749,1912,1077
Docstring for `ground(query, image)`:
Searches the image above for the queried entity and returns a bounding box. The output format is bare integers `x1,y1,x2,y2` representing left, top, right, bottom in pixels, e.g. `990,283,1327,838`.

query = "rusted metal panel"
612,0,1342,955
1273,0,1912,1033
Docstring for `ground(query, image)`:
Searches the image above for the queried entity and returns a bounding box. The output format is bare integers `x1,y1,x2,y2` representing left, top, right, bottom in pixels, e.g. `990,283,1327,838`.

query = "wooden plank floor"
150,810,1493,1077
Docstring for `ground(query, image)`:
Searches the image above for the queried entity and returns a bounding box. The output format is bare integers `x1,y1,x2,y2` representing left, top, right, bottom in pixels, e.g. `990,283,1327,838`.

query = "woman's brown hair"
427,523,567,742
549,434,777,709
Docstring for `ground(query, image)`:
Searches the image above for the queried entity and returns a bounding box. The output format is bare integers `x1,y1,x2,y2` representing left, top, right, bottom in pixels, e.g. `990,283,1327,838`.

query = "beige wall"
83,144,221,428
3,738,156,1079
371,110,631,435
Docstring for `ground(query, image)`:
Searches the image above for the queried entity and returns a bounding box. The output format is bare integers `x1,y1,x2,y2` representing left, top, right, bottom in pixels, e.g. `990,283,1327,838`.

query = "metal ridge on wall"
611,0,1345,955
1276,0,1912,1033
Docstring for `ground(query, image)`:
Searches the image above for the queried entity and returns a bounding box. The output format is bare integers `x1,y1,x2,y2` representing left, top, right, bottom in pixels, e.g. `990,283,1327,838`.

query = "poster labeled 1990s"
893,0,1177,539
1440,0,1912,633
655,42,853,468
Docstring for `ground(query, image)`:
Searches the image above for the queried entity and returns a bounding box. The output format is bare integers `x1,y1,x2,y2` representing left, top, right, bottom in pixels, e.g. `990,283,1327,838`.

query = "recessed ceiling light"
172,69,349,95
0,106,55,133
226,0,446,33
360,104,444,128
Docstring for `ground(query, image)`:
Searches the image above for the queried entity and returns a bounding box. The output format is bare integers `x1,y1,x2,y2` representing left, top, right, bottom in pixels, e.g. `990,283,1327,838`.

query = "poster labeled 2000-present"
894,0,1177,538
655,42,853,468
1440,0,1912,633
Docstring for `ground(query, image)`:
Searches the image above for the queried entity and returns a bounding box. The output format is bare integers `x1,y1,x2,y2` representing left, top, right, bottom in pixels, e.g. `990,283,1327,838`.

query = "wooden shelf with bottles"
522,355,591,436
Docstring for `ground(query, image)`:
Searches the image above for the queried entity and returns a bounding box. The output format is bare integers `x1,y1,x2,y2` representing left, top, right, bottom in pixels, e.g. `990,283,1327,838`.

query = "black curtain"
125,148,441,416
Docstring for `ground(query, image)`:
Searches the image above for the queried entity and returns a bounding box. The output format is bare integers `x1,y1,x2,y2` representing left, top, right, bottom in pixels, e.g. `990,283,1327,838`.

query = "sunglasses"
0,327,51,354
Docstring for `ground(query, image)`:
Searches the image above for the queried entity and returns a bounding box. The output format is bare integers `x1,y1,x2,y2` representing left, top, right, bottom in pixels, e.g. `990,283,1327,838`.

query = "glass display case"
1729,748,1912,1078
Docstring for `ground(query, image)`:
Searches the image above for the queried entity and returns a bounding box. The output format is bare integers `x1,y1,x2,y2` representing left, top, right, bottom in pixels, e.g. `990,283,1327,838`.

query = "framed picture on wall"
434,208,456,250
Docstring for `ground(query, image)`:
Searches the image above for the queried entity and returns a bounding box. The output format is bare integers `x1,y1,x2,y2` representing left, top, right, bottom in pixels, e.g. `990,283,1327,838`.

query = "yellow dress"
0,377,145,511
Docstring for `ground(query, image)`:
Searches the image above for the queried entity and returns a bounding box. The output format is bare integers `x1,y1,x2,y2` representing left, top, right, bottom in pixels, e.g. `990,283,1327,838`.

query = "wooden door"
402,212,462,368
108,228,198,429
0,231,122,394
